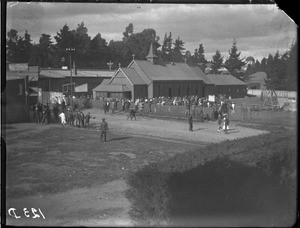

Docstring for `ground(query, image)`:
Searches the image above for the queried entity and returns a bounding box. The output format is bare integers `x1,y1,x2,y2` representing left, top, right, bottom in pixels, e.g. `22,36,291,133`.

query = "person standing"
188,114,193,132
59,111,66,127
100,118,108,142
217,110,223,131
53,102,59,123
223,114,229,134
103,101,107,114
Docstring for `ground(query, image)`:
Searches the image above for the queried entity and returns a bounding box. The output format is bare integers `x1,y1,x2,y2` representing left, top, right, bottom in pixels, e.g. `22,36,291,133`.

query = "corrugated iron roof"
190,66,214,85
207,74,246,86
133,60,203,81
39,69,115,78
121,68,146,85
6,70,39,80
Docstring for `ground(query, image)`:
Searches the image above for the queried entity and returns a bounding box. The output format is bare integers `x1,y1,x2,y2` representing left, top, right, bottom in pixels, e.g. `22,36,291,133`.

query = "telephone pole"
66,48,76,108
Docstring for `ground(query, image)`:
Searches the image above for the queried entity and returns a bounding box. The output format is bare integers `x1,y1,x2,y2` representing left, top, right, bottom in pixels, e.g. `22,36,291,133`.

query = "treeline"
243,42,298,91
5,22,246,73
6,22,297,90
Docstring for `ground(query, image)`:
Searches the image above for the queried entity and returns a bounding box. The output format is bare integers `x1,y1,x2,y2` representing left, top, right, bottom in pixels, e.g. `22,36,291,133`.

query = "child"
84,112,95,128
59,111,66,127
223,114,230,134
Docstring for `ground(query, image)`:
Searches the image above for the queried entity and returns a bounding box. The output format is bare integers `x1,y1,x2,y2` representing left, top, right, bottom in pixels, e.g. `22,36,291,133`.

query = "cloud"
6,2,297,60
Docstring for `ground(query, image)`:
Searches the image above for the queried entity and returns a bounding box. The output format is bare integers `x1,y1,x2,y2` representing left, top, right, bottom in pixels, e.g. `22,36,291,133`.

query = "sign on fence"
208,95,215,102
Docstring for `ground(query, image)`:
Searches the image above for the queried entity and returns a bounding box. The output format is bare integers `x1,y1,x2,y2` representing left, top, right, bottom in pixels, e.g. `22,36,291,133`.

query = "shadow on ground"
167,158,296,227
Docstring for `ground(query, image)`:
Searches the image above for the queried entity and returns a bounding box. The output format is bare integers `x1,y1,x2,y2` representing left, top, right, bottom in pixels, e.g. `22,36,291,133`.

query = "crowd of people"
31,100,95,128
31,93,234,136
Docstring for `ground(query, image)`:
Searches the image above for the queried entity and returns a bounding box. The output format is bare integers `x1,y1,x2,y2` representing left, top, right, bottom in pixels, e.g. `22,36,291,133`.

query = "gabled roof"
207,74,246,86
92,84,131,92
92,79,110,91
245,71,267,83
132,60,204,81
190,66,214,85
121,68,147,85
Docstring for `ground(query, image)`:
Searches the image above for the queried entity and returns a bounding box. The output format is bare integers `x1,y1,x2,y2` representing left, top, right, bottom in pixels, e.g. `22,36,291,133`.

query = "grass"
5,125,199,199
126,125,297,226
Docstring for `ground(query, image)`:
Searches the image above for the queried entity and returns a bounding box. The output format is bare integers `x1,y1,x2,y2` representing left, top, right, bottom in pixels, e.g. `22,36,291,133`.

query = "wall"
39,77,109,97
134,85,148,100
152,81,205,98
212,85,247,98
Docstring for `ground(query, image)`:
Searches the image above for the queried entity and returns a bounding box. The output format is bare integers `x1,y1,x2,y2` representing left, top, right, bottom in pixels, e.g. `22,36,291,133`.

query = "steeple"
146,42,158,64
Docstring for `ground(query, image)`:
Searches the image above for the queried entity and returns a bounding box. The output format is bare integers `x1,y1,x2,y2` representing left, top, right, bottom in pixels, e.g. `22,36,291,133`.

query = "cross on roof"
107,61,113,70
132,53,135,60
118,63,121,68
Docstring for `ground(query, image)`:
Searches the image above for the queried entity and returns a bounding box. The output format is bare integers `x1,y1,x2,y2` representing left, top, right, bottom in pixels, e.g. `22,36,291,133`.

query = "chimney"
146,42,158,65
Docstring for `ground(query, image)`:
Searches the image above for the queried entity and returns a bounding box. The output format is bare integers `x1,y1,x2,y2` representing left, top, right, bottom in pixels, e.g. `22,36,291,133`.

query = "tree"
171,36,185,62
73,21,91,68
6,29,20,63
109,40,130,68
197,44,207,64
260,57,267,72
6,29,33,63
161,32,172,61
28,33,55,67
286,40,298,91
89,33,110,68
123,23,134,41
184,50,192,65
54,24,75,50
211,50,223,74
20,30,33,62
264,51,288,90
224,38,245,77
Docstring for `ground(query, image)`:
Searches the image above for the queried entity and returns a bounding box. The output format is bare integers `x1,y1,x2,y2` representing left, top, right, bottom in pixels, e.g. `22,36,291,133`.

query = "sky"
6,2,297,61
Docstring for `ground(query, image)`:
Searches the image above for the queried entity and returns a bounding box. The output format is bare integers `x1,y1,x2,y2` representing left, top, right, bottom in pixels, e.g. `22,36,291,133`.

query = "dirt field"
4,110,267,226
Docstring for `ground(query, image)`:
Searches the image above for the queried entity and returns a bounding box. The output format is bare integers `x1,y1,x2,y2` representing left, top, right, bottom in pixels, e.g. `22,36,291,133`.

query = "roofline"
130,60,152,85
119,68,134,86
107,68,134,86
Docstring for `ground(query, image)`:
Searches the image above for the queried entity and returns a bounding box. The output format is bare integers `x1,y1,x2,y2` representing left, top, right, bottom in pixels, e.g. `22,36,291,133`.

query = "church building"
93,43,247,100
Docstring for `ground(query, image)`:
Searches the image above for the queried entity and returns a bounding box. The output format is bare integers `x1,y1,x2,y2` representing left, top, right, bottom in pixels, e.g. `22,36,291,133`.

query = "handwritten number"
31,208,40,218
38,208,45,219
8,208,21,219
23,208,30,217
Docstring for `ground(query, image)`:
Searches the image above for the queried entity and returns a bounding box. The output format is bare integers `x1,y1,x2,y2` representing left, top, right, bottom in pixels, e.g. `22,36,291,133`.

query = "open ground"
4,109,269,226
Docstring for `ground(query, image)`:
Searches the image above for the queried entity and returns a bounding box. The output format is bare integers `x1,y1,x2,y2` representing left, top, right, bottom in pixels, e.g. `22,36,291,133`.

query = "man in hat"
100,118,109,142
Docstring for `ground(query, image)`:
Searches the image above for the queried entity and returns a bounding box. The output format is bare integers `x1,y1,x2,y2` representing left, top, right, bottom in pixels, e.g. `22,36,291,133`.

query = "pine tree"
286,41,298,91
171,36,185,62
224,38,245,77
211,50,223,74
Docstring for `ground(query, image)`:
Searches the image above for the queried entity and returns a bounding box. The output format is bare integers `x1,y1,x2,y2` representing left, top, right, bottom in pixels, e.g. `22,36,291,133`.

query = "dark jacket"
100,121,108,132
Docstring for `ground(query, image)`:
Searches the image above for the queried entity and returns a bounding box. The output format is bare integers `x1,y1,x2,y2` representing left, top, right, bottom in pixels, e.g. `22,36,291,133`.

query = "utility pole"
66,48,75,109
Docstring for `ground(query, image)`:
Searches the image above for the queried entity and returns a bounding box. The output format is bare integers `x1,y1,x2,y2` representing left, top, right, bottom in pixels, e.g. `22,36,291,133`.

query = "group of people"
32,101,95,129
31,102,52,124
58,108,95,128
188,107,230,134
